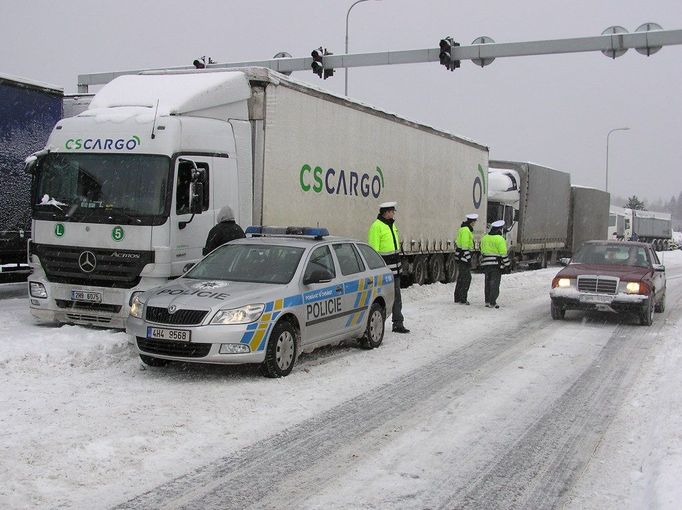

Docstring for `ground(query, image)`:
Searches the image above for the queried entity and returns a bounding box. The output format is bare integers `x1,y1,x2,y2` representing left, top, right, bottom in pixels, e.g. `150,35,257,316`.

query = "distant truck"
610,206,672,250
25,68,488,328
0,74,63,277
487,161,571,268
487,161,609,267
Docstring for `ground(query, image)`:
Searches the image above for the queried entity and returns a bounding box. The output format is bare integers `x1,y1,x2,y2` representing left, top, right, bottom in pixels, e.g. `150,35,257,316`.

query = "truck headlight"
625,282,640,294
129,293,145,319
211,304,264,325
29,282,47,298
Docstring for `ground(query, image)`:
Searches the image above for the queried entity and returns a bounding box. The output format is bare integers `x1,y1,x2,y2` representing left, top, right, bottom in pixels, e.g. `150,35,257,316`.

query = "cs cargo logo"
65,135,141,151
299,164,384,199
472,164,486,209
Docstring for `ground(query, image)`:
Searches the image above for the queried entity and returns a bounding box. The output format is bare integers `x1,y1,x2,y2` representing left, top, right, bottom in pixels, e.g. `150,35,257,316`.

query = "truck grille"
577,275,618,295
145,306,209,325
56,299,122,314
32,243,154,289
137,337,211,358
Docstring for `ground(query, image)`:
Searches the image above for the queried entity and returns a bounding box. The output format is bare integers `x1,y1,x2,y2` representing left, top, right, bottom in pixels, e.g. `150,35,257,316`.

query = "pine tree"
626,195,646,210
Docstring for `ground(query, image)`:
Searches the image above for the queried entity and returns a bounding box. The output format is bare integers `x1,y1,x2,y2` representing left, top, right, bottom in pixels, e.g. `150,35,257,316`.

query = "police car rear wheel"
360,301,386,349
261,321,297,377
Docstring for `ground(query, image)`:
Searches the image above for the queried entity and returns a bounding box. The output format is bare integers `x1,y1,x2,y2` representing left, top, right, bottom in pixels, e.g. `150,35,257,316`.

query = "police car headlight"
129,293,145,319
211,304,265,325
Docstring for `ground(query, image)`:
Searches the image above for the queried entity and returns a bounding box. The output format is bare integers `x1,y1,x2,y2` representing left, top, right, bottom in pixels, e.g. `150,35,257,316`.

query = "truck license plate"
580,294,613,304
71,289,102,303
147,327,191,342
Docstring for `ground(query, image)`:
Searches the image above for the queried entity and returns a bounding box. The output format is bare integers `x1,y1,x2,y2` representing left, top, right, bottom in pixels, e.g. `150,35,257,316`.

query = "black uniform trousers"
454,261,472,303
483,266,502,306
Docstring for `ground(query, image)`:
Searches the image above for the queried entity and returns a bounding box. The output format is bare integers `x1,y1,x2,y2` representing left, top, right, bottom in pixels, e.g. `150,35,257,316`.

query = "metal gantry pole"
78,29,682,92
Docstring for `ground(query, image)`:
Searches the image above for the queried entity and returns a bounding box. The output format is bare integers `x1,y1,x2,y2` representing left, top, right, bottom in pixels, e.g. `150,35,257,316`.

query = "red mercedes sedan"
549,240,666,326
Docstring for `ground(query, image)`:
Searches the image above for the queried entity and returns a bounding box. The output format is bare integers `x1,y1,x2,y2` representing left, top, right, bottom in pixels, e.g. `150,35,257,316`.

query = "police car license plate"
579,294,613,304
71,289,102,303
147,327,191,342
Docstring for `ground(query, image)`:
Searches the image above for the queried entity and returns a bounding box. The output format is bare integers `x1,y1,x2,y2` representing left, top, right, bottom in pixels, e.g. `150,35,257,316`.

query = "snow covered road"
2,253,682,509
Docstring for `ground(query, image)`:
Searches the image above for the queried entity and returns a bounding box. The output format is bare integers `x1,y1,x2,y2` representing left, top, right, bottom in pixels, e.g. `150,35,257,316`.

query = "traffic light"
311,47,325,78
311,47,335,79
438,37,460,71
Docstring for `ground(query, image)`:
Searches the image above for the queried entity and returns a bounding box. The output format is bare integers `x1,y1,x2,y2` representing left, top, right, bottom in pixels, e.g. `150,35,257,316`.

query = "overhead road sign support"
78,27,682,92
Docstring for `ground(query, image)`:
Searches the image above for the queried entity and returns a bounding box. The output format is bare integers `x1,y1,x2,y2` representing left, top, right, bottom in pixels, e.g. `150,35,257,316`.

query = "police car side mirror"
303,269,334,285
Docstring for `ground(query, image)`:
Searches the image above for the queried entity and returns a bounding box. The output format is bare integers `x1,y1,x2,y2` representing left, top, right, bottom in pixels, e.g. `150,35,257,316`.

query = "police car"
126,227,395,377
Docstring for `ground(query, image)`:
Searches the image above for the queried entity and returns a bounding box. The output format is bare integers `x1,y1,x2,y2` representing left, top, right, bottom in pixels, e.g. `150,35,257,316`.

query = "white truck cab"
27,73,253,327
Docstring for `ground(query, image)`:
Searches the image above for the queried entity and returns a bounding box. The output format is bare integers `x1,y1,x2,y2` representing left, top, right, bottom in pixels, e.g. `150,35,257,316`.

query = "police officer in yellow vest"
368,201,409,333
480,219,511,308
454,213,478,305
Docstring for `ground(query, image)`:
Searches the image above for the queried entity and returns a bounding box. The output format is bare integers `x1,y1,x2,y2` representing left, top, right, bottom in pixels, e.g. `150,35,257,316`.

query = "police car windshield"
186,244,305,284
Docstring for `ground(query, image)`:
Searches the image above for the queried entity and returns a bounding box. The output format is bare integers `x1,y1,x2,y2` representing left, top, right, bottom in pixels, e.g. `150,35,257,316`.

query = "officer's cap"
379,201,397,211
491,220,505,228
466,213,479,220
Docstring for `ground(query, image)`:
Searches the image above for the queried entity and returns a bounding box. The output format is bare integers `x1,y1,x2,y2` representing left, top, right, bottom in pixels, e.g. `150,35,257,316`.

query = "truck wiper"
105,207,144,225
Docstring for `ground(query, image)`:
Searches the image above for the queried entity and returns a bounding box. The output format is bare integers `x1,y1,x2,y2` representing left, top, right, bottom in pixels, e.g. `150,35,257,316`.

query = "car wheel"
550,300,565,320
139,354,169,367
427,255,445,284
412,256,428,286
444,254,458,283
655,290,666,313
261,320,297,378
360,301,386,349
639,296,654,326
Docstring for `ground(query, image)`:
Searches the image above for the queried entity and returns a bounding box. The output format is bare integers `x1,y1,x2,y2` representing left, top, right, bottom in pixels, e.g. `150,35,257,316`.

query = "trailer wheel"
427,254,445,283
444,254,458,283
412,256,428,286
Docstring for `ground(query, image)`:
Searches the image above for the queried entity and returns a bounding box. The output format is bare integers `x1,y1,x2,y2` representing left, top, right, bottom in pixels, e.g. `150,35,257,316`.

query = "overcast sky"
2,0,681,204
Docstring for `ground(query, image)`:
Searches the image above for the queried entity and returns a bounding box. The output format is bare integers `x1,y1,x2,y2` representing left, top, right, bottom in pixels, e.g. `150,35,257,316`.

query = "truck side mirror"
24,150,48,174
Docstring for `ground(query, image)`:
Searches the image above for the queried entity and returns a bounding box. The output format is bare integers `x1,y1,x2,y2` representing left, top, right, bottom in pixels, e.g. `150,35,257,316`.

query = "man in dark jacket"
203,206,245,255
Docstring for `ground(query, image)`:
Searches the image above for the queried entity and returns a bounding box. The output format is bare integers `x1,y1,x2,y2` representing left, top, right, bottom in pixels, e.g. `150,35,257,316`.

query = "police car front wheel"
261,321,298,378
360,301,386,350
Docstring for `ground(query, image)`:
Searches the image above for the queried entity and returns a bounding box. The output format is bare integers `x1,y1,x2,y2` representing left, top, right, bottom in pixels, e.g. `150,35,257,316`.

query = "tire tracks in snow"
441,292,680,510
111,300,557,509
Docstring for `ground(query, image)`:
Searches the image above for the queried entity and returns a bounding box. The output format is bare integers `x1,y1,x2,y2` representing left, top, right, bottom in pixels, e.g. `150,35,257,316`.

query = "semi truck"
24,68,488,328
609,206,672,249
487,161,609,267
1,74,63,278
487,161,572,268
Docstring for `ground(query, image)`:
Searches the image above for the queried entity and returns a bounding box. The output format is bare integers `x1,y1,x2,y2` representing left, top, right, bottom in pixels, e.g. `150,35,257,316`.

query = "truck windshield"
32,153,170,225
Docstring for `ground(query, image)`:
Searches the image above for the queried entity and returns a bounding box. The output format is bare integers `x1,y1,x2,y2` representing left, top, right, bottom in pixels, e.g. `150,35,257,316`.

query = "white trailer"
25,68,488,328
609,206,672,250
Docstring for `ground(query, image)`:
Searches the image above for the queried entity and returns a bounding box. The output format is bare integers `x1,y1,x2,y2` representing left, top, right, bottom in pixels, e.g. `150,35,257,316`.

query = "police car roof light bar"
245,226,330,239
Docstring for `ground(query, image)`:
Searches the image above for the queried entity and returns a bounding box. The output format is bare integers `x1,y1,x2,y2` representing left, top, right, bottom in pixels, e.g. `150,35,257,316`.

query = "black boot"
392,324,410,334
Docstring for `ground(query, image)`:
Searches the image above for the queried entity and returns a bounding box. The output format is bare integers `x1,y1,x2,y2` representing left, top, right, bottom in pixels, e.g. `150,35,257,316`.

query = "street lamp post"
605,127,630,193
345,0,380,96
